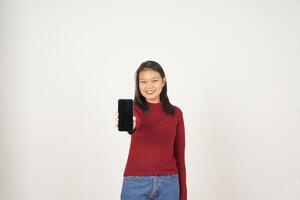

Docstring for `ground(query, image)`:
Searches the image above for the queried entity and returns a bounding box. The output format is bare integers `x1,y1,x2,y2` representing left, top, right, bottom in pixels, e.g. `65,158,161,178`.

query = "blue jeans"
121,174,180,200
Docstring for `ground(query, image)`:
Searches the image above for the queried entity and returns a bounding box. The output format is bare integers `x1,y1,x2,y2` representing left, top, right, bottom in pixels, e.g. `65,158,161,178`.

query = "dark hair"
134,60,175,116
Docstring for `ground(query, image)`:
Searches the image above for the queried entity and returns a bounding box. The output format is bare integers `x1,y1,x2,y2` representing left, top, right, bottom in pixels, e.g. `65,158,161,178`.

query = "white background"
1,0,300,199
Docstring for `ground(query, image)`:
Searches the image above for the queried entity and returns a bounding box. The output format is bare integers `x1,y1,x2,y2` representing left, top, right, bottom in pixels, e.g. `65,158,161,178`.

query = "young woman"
115,61,187,200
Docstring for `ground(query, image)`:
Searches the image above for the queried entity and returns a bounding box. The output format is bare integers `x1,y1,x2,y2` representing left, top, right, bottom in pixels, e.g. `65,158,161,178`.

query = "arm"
127,105,142,134
174,108,187,200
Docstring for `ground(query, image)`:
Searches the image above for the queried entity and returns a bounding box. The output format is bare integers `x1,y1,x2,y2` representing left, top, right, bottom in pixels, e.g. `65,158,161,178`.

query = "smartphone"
118,99,133,132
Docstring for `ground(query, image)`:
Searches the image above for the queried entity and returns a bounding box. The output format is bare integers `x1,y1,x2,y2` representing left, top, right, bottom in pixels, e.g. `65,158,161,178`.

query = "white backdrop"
1,0,300,200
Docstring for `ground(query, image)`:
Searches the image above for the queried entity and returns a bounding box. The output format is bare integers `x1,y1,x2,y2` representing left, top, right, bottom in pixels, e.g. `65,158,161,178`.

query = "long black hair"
134,60,175,116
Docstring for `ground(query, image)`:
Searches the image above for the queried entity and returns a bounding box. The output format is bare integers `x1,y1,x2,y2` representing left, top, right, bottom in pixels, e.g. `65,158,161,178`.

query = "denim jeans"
121,174,180,200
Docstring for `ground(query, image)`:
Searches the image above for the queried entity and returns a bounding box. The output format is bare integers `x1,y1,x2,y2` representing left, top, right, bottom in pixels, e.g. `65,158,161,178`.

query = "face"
139,68,166,103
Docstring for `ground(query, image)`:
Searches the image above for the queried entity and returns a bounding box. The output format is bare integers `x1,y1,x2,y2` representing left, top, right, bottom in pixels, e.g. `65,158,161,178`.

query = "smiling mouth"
145,90,155,94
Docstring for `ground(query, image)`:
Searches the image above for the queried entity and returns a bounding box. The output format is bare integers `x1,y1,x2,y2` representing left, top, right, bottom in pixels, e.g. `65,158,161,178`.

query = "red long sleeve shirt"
123,101,187,200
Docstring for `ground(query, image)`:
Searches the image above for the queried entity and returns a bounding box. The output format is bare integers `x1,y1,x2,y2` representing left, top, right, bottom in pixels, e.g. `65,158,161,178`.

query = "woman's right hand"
115,112,136,130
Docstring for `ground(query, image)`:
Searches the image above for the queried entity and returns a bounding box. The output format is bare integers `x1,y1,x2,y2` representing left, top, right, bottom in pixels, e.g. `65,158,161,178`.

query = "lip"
145,90,155,93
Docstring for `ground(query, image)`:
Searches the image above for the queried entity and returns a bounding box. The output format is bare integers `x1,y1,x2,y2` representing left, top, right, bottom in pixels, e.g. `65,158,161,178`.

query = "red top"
123,101,187,200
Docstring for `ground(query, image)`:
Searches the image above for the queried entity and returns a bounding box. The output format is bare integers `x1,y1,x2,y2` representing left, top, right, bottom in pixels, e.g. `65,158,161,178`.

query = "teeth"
146,91,155,94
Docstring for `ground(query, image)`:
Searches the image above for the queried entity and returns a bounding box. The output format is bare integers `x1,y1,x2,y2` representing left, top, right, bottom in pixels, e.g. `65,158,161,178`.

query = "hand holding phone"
115,114,136,129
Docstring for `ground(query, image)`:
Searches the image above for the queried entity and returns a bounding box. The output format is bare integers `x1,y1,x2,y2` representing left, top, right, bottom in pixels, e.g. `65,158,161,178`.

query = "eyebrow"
140,77,160,80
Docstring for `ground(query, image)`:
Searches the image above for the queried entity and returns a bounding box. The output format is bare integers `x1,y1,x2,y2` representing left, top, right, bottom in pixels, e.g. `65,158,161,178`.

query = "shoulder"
133,104,141,110
133,104,143,115
133,104,142,111
173,105,183,116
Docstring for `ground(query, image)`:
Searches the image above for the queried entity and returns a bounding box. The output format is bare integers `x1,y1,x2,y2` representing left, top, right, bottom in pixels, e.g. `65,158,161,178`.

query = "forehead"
139,68,161,79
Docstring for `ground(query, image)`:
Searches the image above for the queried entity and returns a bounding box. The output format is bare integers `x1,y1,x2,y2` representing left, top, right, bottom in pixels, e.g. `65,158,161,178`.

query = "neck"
146,98,161,104
147,101,163,109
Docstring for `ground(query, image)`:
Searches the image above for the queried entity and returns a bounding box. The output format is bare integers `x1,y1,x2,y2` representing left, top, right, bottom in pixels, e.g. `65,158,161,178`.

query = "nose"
145,83,154,89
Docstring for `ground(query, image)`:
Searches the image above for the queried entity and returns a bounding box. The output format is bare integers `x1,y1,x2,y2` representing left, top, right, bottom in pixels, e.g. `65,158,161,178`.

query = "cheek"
139,86,146,94
139,84,144,90
155,83,164,89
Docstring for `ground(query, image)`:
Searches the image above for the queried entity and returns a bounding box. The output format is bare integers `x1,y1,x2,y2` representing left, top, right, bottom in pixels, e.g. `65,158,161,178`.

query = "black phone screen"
118,99,133,132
